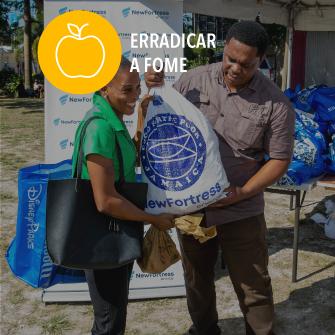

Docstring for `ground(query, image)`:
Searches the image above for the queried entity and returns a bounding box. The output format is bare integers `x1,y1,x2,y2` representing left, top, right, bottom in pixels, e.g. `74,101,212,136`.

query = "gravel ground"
1,98,334,335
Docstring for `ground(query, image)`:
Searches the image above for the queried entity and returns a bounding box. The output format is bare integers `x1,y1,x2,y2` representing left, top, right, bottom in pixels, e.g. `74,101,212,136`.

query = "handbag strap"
74,116,126,184
74,116,102,179
114,137,125,184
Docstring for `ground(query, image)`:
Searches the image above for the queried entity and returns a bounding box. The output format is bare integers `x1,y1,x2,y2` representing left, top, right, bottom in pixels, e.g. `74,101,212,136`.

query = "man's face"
223,37,262,89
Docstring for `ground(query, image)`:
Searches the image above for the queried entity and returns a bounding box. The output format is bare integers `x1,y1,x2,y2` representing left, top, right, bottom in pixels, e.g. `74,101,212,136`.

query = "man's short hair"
226,21,269,56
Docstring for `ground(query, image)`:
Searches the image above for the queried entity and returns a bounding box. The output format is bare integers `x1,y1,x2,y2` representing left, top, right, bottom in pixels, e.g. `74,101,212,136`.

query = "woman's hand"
151,213,175,231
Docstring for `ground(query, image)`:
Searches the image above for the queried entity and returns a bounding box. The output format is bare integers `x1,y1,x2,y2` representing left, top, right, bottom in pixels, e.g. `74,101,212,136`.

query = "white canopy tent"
184,0,335,88
184,0,335,31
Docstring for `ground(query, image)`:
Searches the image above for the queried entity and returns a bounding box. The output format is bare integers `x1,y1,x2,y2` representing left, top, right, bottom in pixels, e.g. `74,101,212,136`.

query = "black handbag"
46,116,148,270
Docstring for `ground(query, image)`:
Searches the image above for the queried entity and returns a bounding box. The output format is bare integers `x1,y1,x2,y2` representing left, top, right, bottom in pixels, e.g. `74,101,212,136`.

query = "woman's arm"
87,154,175,231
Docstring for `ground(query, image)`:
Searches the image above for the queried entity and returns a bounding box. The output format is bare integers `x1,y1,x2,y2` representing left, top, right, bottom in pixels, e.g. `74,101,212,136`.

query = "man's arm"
210,158,290,208
212,100,295,208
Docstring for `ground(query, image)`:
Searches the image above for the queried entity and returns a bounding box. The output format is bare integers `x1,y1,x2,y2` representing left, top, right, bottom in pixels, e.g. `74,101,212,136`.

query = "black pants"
85,262,134,335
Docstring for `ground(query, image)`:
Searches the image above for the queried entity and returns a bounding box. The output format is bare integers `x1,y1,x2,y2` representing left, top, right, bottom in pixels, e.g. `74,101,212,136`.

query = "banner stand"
43,0,186,302
42,283,186,303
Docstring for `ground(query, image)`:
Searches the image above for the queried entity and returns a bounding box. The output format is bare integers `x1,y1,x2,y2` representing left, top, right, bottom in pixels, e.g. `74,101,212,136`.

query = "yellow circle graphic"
38,10,122,94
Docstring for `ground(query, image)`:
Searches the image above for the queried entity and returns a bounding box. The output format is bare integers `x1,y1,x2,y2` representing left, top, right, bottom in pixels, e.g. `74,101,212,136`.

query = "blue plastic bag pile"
278,85,335,186
5,160,85,288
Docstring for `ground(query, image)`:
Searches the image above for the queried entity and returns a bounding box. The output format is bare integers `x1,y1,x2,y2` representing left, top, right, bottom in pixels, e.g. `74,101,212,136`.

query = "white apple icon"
55,23,106,78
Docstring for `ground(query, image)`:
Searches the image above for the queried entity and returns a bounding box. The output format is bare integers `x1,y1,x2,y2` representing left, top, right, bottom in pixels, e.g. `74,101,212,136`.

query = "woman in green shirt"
72,57,175,335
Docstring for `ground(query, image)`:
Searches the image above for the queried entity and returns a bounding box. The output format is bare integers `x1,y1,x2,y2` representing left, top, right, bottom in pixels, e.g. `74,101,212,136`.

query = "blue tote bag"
6,160,85,288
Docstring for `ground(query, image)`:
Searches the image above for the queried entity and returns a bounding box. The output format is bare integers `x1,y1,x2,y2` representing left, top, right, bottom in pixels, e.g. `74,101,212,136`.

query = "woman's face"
105,69,141,116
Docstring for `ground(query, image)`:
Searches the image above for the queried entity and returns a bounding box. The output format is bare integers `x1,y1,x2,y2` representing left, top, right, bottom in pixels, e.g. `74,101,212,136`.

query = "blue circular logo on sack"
141,113,206,191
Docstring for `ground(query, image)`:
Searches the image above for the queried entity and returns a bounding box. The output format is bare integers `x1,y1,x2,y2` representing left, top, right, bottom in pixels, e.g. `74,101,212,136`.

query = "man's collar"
247,72,259,92
217,64,224,85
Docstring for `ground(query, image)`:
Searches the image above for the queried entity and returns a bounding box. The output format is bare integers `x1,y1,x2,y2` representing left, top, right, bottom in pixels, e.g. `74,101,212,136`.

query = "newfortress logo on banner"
165,75,176,82
58,94,92,106
59,138,74,150
132,271,175,280
122,50,149,59
53,118,80,127
121,31,173,40
121,7,170,19
118,32,132,40
58,6,107,16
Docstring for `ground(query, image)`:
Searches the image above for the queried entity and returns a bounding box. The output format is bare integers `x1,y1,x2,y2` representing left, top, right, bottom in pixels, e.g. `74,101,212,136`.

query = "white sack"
140,86,229,215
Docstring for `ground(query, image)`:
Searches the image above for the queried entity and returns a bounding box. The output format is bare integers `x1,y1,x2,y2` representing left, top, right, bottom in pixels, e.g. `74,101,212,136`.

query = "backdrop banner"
43,0,185,302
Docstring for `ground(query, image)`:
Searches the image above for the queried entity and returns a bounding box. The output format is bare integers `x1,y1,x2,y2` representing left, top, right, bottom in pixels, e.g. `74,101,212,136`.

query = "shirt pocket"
190,92,209,108
237,105,270,148
193,93,220,127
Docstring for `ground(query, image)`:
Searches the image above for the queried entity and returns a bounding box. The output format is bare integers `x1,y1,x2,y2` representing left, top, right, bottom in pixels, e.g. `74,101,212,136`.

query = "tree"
0,2,11,44
34,0,43,22
31,0,43,74
4,0,44,91
183,13,193,34
23,0,32,90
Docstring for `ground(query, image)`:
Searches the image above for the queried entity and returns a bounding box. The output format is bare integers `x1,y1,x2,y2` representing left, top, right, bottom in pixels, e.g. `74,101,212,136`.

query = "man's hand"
144,66,165,89
208,185,249,208
139,94,153,118
208,158,291,209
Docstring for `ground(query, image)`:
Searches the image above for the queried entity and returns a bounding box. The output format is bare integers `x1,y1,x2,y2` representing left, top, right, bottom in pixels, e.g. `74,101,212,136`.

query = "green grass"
0,97,44,178
1,97,335,335
8,288,26,305
41,314,73,335
0,192,17,201
1,153,31,172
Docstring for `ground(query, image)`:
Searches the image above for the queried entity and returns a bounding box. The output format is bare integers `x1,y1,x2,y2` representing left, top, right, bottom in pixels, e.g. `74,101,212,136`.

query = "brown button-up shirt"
173,62,295,225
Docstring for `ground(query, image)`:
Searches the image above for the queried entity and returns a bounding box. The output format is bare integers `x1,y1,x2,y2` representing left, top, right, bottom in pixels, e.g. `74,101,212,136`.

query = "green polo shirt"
72,92,136,182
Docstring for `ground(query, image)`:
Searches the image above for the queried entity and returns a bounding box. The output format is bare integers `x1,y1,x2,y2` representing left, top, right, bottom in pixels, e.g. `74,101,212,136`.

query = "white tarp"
184,0,335,31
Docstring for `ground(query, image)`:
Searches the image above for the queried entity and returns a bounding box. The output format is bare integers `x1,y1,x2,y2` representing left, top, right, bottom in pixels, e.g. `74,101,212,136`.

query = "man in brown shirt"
146,21,295,335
